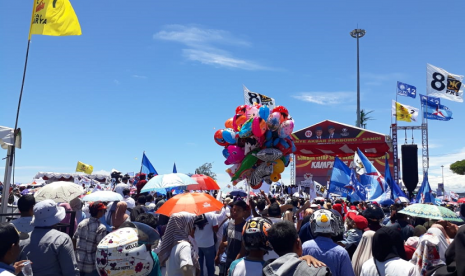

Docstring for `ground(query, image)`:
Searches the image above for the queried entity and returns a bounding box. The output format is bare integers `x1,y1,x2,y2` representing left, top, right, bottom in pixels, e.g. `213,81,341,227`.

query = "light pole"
350,28,366,128
441,165,444,184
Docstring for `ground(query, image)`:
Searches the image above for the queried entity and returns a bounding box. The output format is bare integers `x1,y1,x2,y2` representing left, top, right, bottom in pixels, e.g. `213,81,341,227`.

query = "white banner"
243,85,276,109
427,64,464,102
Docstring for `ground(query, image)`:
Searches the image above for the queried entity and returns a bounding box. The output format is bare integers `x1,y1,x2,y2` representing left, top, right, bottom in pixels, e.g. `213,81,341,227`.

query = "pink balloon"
278,119,294,138
224,145,245,165
252,117,267,137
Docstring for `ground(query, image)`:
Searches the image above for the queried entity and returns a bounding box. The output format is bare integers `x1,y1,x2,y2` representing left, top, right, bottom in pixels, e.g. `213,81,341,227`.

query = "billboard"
293,120,394,186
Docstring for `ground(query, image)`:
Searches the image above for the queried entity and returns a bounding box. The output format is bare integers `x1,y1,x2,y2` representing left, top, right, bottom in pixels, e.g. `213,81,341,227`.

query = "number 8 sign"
426,63,464,102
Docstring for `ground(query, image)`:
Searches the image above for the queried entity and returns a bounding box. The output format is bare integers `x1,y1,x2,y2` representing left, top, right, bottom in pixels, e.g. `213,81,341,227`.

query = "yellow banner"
29,0,81,39
76,161,93,174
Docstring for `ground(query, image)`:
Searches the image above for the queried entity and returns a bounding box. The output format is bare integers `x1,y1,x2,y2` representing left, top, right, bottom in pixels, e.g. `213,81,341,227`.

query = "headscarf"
352,230,375,276
69,197,84,224
158,212,199,270
414,225,427,237
372,226,406,262
410,232,444,276
59,203,78,235
428,226,450,262
111,201,129,230
434,225,465,276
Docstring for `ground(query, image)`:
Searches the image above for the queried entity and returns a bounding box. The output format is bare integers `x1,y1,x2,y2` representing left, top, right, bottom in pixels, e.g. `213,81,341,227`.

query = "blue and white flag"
420,94,441,107
416,172,435,204
425,104,453,121
397,81,417,98
346,169,367,202
141,153,158,175
384,155,408,202
329,157,351,197
357,149,389,200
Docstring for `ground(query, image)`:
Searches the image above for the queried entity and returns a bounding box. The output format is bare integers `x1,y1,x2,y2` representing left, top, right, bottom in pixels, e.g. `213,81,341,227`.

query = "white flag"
427,64,464,102
353,151,367,175
243,85,276,109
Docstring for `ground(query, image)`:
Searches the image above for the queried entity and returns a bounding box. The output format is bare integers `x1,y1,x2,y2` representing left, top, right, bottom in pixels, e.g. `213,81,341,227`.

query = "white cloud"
132,75,147,79
413,147,465,192
293,92,354,105
154,25,270,70
154,25,250,47
183,49,270,71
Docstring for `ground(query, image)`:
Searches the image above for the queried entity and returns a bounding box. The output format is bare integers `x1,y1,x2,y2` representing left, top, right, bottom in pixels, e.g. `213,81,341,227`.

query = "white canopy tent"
0,126,22,221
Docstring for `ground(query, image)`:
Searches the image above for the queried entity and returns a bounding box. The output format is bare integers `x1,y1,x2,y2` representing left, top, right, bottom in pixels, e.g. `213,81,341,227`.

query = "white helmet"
310,209,340,236
96,227,154,276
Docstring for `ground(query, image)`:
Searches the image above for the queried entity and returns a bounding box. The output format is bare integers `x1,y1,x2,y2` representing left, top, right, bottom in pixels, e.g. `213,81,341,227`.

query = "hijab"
111,201,129,230
352,230,375,276
69,197,84,224
59,202,78,235
428,226,450,262
158,212,199,270
410,232,444,276
434,225,465,276
372,226,406,262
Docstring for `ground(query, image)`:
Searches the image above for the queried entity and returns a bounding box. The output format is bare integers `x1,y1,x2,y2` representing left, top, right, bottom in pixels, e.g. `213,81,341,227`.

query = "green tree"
359,109,375,129
450,160,465,175
195,162,217,180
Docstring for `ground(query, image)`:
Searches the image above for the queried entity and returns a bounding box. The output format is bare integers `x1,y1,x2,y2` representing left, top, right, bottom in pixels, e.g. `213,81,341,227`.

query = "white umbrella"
82,191,123,202
34,181,84,203
141,173,198,193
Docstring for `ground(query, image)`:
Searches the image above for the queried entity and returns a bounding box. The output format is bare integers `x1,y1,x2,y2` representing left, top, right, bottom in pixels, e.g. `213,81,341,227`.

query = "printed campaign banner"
427,64,464,102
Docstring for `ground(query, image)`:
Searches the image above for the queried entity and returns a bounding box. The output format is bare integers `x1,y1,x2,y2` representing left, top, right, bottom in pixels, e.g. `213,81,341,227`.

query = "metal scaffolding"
290,153,295,186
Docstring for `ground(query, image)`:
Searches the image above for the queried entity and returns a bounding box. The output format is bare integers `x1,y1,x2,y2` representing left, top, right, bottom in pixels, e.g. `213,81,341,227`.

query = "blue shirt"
298,222,314,244
150,251,161,276
0,262,15,275
302,236,355,276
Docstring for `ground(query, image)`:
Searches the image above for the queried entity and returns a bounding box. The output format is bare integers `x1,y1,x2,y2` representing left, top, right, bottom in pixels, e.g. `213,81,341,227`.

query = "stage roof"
292,120,392,158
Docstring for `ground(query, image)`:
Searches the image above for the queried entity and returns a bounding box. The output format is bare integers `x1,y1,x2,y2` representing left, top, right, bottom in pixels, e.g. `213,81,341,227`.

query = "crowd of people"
1,176,465,276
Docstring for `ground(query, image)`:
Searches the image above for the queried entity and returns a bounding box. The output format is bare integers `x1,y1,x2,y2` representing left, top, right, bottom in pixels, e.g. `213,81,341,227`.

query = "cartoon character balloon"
214,98,296,189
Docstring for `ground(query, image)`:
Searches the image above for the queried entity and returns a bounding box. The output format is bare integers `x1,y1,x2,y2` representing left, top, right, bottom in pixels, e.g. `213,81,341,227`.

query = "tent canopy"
292,120,391,158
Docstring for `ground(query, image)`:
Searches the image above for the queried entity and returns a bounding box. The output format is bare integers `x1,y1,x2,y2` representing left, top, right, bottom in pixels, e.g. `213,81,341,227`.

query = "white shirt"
194,212,218,248
0,269,15,276
114,183,129,196
124,197,136,210
360,257,418,276
11,216,34,233
229,257,264,276
166,241,193,276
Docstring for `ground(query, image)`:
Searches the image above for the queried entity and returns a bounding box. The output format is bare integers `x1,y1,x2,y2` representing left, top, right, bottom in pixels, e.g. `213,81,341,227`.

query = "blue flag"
357,149,389,200
420,94,440,107
346,169,367,202
328,157,351,197
141,153,158,175
173,163,177,173
415,172,435,203
384,155,408,202
397,81,417,98
425,104,453,121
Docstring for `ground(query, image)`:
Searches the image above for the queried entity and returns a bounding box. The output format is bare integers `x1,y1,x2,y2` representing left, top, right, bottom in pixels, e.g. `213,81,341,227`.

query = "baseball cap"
347,212,368,230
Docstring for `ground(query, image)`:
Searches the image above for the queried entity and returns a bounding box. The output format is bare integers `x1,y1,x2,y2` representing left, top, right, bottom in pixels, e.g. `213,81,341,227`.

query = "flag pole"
139,151,145,176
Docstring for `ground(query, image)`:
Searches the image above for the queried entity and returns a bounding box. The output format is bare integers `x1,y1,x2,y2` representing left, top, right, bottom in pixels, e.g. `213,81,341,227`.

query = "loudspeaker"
401,144,419,194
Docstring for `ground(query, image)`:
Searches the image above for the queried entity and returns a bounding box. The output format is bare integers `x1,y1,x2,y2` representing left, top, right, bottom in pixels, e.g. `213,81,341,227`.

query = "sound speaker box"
401,144,419,194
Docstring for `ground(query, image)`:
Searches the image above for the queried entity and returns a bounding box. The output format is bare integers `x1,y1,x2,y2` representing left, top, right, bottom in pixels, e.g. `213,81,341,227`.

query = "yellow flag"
391,100,419,122
29,0,81,39
76,161,93,174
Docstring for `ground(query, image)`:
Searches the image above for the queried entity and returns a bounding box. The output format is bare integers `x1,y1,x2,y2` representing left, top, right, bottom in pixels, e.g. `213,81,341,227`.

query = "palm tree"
359,109,374,129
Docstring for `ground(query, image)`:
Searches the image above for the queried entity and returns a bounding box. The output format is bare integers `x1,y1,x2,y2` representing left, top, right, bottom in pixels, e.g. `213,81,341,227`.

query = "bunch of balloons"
214,104,296,189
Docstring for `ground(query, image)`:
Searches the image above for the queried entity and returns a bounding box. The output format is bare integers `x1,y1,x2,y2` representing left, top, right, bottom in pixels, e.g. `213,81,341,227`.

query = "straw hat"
31,199,66,227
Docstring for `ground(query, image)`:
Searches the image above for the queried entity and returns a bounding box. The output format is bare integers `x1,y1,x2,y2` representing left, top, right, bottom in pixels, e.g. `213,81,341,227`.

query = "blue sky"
1,1,465,192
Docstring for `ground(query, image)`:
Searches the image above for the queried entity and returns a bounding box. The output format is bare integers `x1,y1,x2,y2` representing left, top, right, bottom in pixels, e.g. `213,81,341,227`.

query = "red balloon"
235,105,247,115
272,106,289,119
251,181,263,189
214,129,229,146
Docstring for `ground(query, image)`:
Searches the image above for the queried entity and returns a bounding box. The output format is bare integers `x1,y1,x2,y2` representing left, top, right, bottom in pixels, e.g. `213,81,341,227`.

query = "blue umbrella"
230,190,247,197
141,173,197,193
